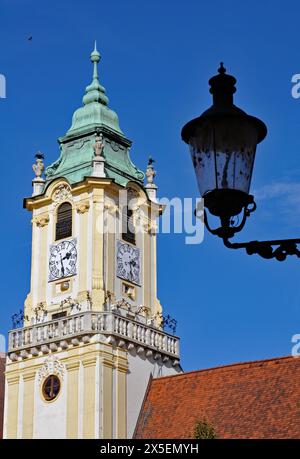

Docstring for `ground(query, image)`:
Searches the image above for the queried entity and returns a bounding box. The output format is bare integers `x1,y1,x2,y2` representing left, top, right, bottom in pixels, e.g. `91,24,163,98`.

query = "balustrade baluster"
99,314,104,331
122,320,127,336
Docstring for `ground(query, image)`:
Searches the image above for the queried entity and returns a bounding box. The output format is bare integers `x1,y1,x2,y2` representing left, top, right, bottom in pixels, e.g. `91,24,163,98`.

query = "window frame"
55,201,73,241
42,374,61,402
122,188,138,245
122,205,136,245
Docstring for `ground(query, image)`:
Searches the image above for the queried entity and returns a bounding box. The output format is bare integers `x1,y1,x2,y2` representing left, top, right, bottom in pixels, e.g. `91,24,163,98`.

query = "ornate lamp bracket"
197,195,300,261
199,201,300,261
223,237,300,262
200,197,256,240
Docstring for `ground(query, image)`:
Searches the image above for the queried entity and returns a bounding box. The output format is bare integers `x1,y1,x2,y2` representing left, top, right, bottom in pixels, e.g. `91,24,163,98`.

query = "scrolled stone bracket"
76,200,90,214
32,213,50,228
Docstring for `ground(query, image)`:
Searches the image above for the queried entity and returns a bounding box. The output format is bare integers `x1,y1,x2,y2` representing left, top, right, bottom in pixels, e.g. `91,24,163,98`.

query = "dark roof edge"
133,373,153,439
149,355,297,383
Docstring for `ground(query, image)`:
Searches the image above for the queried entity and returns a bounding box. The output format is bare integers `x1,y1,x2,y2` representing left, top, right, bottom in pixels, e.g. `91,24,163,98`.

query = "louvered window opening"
122,207,135,244
56,203,72,240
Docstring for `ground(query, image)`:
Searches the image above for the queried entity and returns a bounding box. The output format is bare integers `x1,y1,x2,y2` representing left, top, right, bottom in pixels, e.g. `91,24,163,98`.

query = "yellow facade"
22,177,162,323
4,174,177,439
5,342,129,439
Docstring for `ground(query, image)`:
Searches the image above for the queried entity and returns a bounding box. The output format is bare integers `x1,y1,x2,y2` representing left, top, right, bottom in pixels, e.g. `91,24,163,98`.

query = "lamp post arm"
222,237,300,261
202,207,300,261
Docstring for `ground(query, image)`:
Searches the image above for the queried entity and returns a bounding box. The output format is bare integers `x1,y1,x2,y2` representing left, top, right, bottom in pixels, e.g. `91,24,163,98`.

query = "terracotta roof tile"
134,356,300,439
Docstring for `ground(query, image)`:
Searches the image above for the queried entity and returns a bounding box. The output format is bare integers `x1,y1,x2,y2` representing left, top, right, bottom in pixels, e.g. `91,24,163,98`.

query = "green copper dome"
45,43,144,187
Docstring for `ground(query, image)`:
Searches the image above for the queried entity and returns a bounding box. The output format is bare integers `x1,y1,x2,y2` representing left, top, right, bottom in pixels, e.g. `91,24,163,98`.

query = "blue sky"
1,0,300,371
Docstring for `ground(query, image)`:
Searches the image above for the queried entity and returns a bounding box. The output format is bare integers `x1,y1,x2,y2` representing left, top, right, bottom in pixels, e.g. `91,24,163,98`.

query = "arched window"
56,202,72,240
122,206,135,244
122,189,136,244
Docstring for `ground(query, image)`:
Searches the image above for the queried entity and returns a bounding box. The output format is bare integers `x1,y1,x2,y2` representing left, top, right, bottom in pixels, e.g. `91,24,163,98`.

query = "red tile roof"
0,354,5,439
134,356,300,439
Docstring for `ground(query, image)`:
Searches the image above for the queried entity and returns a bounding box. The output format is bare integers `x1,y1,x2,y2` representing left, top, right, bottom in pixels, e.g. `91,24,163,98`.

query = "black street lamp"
182,63,300,261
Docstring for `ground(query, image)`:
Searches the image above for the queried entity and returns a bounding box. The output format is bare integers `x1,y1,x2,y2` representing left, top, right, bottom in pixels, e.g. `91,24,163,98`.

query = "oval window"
42,374,61,401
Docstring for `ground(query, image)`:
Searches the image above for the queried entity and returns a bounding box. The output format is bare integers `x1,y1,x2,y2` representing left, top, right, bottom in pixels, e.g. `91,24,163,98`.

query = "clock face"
116,241,141,285
49,239,77,281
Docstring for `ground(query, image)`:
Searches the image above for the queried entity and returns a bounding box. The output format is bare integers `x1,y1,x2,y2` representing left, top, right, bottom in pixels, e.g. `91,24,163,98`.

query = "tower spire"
91,40,100,80
82,42,109,106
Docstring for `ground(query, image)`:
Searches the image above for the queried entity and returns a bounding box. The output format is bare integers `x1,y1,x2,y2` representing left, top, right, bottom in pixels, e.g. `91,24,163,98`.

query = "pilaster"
115,349,128,439
77,194,90,300
22,371,36,438
66,361,80,438
102,351,114,439
92,188,105,310
5,374,20,438
82,357,97,439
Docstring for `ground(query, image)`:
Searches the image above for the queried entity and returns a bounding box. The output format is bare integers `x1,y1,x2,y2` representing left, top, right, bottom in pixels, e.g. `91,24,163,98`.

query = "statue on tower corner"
92,129,106,177
32,152,45,178
93,130,105,158
145,156,157,201
145,157,156,184
32,152,45,196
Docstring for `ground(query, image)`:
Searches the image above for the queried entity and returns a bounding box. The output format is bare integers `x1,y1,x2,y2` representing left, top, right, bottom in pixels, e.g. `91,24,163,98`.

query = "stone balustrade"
8,311,180,363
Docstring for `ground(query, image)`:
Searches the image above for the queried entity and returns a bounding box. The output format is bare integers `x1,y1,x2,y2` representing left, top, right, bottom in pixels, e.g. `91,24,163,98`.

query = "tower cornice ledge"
23,177,115,210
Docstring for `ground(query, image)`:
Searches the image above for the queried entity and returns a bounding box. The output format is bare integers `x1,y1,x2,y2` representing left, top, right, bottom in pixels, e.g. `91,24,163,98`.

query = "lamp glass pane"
189,118,258,196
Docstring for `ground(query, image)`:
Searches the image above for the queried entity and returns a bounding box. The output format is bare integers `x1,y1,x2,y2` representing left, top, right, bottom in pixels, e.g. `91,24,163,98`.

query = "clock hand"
59,253,65,276
125,261,130,275
129,258,137,280
62,252,71,261
129,258,137,269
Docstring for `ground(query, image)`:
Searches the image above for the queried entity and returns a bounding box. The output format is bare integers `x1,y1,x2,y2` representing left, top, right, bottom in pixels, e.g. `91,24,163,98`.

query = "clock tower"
3,44,181,439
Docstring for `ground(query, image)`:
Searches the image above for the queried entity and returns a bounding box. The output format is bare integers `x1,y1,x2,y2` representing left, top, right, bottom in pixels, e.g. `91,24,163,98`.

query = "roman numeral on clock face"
116,241,141,285
48,238,77,281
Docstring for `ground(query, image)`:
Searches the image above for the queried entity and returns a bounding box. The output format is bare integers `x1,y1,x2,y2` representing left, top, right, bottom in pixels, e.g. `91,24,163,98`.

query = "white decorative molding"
37,355,66,383
112,298,133,311
52,184,73,206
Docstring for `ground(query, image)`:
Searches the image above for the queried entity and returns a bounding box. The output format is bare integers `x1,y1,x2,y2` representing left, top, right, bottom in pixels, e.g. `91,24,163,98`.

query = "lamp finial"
218,62,226,74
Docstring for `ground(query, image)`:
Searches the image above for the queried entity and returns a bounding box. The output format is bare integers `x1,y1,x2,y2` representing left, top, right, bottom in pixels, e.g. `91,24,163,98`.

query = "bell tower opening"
55,202,72,240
